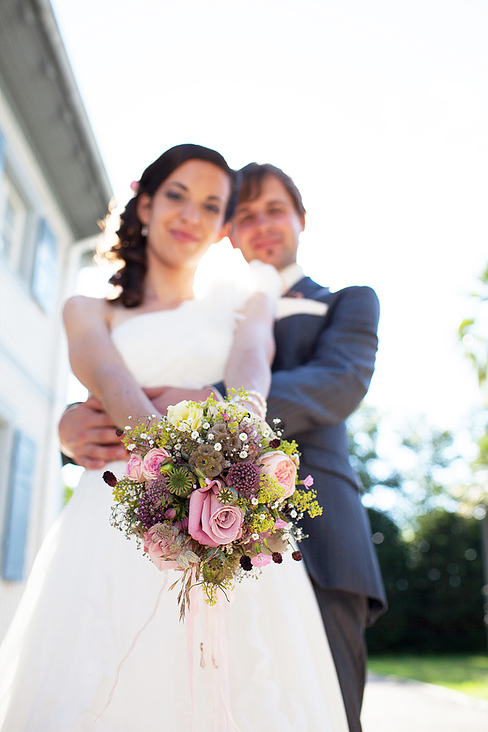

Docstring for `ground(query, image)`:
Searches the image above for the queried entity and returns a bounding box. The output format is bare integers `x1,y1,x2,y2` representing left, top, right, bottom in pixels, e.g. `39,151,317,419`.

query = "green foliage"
367,508,486,654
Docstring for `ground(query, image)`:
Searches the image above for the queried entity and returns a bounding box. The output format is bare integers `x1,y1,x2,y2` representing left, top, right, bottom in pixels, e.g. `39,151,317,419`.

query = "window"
0,170,28,271
31,219,58,313
2,431,36,582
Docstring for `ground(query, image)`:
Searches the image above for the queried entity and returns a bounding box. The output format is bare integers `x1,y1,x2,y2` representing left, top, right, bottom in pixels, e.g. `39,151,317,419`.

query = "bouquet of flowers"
103,392,322,619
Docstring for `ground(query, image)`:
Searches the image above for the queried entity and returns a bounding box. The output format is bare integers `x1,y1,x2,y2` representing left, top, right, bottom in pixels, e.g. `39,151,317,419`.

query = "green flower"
217,486,238,505
166,466,195,497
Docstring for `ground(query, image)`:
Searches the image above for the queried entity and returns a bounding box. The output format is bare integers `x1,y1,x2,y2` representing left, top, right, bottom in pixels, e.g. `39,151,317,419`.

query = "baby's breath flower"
239,433,248,442
239,451,248,459
252,533,259,540
251,497,259,506
191,430,199,439
127,444,136,451
214,443,222,451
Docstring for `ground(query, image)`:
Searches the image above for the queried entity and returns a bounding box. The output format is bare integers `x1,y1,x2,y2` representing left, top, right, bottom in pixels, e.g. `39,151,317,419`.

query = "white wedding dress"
0,293,348,732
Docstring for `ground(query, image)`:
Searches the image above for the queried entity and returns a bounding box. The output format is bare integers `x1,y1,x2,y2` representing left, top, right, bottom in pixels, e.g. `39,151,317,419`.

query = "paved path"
361,673,488,732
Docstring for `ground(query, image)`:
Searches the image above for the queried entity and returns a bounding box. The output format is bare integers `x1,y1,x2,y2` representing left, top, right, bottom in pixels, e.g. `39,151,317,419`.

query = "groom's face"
230,175,305,271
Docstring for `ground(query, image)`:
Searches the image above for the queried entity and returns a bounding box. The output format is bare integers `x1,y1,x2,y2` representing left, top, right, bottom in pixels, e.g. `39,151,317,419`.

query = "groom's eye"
236,213,253,224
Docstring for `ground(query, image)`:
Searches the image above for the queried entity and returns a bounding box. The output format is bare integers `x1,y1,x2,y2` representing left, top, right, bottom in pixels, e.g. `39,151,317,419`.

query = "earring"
141,225,149,237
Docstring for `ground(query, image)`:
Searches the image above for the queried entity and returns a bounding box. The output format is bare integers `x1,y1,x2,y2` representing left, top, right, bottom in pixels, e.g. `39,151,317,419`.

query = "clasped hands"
59,386,222,470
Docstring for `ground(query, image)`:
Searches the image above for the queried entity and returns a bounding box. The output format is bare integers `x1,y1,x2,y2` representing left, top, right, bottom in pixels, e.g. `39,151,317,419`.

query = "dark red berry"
291,551,303,561
103,471,117,487
272,552,283,564
240,555,252,571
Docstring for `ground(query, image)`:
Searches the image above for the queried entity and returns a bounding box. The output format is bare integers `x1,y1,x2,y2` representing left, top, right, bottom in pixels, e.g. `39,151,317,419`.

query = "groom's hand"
59,396,127,470
59,388,223,469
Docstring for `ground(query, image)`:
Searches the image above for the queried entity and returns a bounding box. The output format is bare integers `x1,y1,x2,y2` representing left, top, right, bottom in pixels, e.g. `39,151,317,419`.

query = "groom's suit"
267,272,386,732
268,274,386,615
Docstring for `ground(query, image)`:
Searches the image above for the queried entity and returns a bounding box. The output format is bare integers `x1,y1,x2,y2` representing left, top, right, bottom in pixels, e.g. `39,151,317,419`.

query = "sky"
50,0,488,438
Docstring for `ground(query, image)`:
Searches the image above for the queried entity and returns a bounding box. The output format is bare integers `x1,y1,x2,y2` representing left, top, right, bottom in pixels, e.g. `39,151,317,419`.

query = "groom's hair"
236,163,306,218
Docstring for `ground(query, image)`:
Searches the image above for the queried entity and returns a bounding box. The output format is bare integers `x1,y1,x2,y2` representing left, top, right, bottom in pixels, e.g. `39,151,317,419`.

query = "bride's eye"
204,203,220,214
166,190,183,201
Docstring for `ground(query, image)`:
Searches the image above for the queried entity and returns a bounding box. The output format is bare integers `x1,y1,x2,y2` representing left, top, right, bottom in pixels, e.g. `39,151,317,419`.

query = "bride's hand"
249,260,282,302
144,386,224,414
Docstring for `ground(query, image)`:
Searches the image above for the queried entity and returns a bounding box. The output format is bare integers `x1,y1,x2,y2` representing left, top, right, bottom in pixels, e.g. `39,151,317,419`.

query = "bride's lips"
169,228,198,243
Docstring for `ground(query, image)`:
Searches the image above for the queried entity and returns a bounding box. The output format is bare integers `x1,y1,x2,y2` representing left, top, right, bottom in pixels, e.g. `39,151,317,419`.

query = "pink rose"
260,451,297,499
251,553,272,568
143,527,180,571
126,454,143,481
142,447,170,480
188,479,244,547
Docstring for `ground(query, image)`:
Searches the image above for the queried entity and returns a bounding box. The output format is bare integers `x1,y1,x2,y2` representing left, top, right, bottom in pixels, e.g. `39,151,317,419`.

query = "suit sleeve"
266,286,379,438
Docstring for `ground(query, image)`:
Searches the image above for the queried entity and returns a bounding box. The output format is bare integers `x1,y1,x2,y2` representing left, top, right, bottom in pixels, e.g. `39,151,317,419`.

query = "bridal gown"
0,293,348,732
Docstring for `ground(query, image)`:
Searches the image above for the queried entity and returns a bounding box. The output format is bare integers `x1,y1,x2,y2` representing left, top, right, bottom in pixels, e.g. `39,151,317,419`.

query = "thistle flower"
146,477,167,506
226,461,260,497
137,491,166,530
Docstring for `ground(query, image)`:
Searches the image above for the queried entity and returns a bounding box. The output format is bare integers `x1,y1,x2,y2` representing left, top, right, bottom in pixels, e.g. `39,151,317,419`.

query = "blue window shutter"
31,219,58,313
2,431,36,581
0,126,5,175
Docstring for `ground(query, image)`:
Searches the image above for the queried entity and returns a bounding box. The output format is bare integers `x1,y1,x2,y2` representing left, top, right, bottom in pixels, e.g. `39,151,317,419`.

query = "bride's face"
137,159,231,271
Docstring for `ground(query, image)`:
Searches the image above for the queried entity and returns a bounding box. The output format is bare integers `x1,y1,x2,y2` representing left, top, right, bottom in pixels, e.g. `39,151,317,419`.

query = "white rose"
167,400,204,432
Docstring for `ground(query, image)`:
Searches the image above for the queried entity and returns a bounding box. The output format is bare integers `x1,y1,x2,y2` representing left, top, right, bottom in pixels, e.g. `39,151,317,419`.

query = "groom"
59,162,386,732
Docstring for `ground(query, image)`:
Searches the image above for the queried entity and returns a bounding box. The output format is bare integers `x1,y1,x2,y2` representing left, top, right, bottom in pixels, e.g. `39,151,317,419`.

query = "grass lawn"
367,655,488,700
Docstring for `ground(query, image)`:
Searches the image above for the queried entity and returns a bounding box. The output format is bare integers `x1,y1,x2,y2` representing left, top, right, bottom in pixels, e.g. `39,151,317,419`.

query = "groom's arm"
266,285,379,438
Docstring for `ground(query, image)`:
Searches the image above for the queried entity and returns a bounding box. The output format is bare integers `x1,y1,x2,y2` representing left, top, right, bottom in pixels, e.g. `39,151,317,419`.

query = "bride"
0,144,348,731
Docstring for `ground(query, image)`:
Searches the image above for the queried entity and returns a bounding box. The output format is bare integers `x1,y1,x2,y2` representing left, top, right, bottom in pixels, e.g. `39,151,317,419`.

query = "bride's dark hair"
107,144,239,308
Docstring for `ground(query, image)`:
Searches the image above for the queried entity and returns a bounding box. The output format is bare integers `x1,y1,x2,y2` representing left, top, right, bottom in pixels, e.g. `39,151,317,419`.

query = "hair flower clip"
130,180,140,194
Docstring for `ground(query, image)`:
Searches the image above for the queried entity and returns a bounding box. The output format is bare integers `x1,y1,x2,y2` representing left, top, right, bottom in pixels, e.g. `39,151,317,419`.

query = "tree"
348,406,486,653
457,265,488,644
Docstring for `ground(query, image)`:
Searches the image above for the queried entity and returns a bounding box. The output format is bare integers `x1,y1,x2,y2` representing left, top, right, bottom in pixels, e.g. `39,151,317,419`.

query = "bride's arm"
224,262,282,416
223,291,275,403
63,296,162,430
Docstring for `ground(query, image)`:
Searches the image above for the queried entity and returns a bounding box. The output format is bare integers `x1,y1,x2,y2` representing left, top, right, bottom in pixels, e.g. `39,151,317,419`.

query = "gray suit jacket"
266,276,387,624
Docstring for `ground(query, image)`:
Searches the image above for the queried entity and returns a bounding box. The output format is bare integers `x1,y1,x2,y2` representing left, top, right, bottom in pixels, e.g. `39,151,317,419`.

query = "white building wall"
0,83,81,640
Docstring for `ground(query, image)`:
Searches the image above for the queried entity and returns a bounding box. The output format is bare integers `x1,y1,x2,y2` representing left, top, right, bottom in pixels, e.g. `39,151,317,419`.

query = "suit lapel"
285,276,330,301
